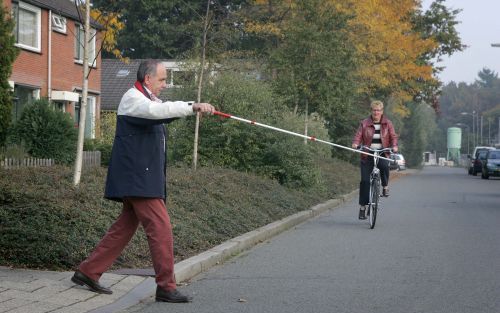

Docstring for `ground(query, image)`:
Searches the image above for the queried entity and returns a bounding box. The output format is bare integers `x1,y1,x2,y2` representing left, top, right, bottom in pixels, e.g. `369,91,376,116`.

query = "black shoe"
71,270,113,294
382,188,389,197
358,208,367,220
156,287,193,303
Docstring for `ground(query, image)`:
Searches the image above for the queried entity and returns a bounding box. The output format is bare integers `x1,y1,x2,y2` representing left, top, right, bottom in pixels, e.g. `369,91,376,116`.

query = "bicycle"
358,146,394,229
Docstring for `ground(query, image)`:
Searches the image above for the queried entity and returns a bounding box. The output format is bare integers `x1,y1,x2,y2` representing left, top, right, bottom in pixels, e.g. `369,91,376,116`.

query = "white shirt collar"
143,86,161,102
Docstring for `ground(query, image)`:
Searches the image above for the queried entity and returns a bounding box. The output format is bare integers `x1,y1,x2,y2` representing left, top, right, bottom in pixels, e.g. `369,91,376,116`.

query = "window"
11,1,41,52
52,14,66,34
74,96,96,139
116,69,130,78
74,24,96,66
12,85,40,121
52,101,65,112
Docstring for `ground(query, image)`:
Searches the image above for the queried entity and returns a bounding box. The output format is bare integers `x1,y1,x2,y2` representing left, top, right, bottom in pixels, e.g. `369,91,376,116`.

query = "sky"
421,0,500,84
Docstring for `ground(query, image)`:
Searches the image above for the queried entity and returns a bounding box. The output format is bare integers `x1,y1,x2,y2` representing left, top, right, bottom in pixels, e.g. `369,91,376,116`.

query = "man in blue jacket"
71,59,215,303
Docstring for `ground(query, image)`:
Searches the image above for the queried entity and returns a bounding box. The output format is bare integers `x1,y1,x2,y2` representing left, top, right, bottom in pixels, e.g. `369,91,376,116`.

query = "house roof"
101,59,141,111
22,0,101,28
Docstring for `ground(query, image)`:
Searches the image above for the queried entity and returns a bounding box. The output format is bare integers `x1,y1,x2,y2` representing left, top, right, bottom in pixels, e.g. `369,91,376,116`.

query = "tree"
73,0,91,186
476,68,498,88
400,102,438,168
90,8,127,62
269,1,358,155
412,0,466,65
411,0,466,110
92,0,245,59
337,0,437,103
0,4,19,147
73,1,126,185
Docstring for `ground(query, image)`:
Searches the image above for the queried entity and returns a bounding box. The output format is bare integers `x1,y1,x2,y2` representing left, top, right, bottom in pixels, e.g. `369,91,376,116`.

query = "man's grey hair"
137,59,163,83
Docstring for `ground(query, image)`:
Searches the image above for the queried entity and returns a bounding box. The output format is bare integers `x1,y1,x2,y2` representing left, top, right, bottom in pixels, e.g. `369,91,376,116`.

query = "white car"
389,153,406,171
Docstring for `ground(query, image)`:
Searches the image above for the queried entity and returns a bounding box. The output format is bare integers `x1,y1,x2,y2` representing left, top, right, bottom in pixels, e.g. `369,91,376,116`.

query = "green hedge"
0,160,358,270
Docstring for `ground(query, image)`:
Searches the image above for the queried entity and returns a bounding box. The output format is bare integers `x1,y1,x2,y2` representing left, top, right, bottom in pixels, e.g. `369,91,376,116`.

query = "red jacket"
352,115,398,159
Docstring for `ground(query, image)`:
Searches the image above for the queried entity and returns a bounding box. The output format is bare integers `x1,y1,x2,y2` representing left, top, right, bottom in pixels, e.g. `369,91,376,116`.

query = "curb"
90,190,358,313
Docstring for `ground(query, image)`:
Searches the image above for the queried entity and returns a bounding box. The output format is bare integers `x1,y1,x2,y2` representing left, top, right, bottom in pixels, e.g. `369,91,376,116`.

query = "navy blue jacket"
104,84,193,202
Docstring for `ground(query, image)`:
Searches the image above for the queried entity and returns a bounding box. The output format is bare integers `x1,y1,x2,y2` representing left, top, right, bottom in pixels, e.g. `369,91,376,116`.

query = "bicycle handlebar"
357,145,396,164
357,145,394,153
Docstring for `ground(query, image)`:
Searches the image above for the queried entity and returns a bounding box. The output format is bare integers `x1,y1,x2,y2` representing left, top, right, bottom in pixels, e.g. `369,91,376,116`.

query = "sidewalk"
0,191,360,313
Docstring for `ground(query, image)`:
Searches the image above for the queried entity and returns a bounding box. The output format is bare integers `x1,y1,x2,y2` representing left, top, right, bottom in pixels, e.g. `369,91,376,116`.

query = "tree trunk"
73,0,90,186
192,0,210,170
304,98,309,144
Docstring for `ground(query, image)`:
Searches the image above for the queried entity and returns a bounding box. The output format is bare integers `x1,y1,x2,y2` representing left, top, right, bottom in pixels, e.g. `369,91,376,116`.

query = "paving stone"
3,300,62,313
0,298,33,313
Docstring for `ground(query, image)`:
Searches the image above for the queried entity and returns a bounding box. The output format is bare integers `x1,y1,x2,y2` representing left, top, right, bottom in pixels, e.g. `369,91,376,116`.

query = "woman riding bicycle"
351,100,398,220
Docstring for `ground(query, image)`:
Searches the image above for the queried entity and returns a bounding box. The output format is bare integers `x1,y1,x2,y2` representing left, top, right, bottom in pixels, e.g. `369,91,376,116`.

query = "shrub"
13,99,77,164
0,143,28,159
84,112,115,166
0,166,123,269
99,111,116,145
168,72,332,188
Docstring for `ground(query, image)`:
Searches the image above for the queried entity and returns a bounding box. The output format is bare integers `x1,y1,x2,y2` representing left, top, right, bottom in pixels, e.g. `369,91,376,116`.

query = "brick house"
4,0,102,138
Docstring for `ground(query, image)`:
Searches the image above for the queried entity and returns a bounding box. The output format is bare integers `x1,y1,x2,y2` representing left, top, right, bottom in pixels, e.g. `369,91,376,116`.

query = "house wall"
5,0,102,137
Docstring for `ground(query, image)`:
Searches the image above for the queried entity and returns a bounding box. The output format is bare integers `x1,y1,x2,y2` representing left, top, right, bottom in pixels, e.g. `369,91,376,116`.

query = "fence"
1,157,54,169
1,151,101,169
82,150,101,168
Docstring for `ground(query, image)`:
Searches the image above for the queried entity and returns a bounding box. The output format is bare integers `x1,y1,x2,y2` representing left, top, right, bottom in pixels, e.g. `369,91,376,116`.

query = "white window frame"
74,23,96,67
12,1,42,53
52,14,67,34
75,95,97,139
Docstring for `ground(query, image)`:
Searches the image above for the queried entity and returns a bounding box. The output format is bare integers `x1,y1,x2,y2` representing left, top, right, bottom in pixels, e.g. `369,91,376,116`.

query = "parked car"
389,153,406,171
468,146,495,175
481,149,500,179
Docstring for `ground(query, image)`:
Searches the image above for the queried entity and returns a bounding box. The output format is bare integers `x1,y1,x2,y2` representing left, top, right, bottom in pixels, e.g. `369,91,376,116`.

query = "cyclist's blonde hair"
370,100,384,110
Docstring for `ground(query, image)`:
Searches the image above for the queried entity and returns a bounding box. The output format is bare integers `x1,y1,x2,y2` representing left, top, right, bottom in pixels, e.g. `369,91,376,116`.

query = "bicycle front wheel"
368,177,380,229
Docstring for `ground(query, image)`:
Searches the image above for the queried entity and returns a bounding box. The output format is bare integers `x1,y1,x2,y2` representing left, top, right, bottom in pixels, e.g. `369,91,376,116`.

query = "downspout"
48,10,52,100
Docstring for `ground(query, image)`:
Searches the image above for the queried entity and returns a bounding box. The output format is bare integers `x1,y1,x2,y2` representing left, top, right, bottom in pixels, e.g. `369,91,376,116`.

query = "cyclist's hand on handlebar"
352,144,358,149
392,146,398,153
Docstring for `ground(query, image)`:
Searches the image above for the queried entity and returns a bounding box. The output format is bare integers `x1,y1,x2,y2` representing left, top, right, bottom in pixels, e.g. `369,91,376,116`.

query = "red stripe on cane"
214,111,232,118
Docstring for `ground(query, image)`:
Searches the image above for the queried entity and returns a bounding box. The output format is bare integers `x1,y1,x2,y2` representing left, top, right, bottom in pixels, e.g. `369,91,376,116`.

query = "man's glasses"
372,109,383,112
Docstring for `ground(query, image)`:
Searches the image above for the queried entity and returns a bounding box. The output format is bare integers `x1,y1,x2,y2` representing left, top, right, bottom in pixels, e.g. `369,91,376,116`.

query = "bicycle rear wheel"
368,177,380,229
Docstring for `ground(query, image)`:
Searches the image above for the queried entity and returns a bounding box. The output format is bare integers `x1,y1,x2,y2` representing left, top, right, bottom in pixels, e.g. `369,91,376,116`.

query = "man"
71,59,215,303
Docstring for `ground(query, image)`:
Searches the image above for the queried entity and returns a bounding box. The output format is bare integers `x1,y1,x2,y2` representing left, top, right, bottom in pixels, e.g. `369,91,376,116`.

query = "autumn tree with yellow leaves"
90,9,127,62
335,0,436,113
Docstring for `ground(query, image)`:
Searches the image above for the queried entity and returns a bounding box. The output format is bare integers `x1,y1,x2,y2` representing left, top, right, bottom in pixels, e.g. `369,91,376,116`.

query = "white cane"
213,111,394,162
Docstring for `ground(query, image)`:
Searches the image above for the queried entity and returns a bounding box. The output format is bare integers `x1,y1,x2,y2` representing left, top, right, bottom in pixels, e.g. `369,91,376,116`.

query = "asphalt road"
122,166,500,313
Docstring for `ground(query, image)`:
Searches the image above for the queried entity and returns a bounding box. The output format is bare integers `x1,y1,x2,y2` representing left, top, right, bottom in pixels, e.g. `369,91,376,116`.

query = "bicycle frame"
359,146,393,229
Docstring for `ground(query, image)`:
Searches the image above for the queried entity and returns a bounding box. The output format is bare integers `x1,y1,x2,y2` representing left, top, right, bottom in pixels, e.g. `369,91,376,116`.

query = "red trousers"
78,197,176,291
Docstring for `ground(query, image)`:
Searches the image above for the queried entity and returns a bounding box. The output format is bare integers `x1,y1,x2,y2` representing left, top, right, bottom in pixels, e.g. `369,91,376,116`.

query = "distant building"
5,0,102,138
423,151,437,166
